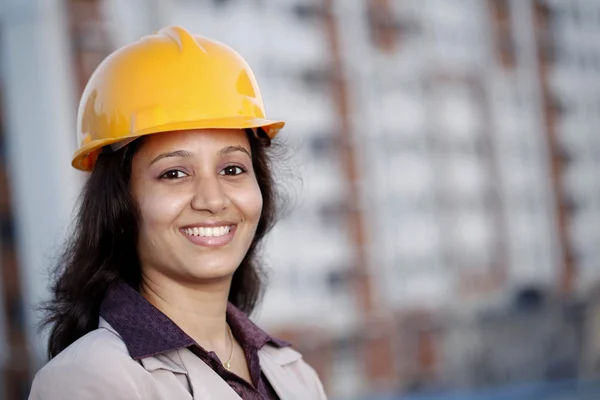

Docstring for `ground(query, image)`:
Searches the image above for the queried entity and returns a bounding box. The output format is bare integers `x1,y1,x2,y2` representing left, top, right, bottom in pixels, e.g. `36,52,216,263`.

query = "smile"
183,226,231,237
180,224,237,247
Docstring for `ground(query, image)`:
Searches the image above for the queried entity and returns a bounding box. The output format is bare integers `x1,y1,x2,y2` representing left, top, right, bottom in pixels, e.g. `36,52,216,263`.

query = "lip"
180,224,237,248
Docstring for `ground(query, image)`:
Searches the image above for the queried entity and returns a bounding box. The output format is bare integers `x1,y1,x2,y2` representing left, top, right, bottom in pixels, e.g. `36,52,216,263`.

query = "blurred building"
545,0,600,295
1,0,600,399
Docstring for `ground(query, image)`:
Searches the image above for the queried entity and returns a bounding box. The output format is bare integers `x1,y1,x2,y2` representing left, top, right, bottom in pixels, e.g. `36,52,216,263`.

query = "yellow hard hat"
72,25,285,171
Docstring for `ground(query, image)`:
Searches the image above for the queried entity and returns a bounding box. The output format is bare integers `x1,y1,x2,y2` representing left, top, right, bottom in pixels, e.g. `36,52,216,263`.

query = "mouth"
179,224,237,247
181,225,233,238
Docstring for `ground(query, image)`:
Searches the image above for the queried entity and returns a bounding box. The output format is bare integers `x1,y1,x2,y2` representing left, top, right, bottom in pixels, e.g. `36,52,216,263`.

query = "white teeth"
184,226,231,237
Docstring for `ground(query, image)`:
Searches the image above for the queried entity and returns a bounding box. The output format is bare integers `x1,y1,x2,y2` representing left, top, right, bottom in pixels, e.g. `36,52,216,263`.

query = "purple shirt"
99,282,290,399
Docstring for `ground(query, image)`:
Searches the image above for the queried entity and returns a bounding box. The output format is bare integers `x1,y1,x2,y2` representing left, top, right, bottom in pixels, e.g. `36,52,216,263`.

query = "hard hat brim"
72,116,285,172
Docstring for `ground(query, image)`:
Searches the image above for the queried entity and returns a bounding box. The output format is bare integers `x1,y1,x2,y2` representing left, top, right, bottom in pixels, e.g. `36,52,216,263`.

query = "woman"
29,25,327,400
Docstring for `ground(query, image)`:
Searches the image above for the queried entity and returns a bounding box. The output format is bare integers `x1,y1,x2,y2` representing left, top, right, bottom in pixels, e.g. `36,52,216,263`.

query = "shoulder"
39,325,136,371
29,327,149,400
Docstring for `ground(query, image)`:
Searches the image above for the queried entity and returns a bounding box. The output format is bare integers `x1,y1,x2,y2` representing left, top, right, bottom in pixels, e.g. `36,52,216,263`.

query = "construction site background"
2,0,600,399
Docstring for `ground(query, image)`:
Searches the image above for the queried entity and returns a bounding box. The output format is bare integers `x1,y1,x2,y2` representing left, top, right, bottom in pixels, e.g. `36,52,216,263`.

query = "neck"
139,273,232,352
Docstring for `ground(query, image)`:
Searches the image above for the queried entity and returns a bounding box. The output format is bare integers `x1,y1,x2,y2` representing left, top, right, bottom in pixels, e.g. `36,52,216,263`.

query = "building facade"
1,0,600,399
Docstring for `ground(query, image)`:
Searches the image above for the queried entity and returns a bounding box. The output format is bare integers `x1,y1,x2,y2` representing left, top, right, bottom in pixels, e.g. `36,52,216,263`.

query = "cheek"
231,181,263,224
135,186,189,234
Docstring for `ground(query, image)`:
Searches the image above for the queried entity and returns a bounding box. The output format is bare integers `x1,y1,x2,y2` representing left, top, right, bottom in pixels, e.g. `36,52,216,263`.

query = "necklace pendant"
224,361,231,371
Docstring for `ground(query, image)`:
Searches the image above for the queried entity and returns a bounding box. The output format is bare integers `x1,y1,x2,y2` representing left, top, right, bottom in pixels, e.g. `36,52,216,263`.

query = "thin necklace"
223,323,235,371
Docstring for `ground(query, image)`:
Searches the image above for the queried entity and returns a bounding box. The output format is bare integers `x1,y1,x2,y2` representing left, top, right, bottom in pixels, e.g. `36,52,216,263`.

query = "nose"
191,175,229,214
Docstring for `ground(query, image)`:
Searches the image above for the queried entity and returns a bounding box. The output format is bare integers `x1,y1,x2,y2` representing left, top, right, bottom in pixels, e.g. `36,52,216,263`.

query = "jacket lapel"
259,345,314,400
102,315,315,399
177,349,242,400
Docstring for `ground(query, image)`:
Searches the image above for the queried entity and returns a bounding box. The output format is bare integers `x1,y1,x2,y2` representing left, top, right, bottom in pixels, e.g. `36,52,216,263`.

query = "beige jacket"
29,318,327,399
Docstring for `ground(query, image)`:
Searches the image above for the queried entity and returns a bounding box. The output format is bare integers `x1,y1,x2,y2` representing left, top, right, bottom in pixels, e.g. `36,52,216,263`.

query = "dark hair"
42,129,279,359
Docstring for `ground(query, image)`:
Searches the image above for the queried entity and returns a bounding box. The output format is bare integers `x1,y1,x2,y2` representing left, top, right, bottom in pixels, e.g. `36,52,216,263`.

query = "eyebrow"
148,146,251,166
149,150,193,166
218,145,251,158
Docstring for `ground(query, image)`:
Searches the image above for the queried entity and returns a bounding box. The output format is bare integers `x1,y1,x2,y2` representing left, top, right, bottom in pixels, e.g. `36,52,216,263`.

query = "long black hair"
42,129,279,359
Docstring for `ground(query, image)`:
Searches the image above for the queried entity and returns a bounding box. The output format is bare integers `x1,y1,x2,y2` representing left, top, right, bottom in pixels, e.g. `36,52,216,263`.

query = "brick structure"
0,89,29,400
67,0,112,94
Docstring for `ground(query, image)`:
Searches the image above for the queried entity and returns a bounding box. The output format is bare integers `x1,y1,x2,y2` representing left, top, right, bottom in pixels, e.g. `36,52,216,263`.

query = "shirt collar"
99,281,289,360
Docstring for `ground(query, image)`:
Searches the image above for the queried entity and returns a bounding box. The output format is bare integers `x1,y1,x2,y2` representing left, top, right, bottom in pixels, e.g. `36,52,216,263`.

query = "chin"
184,258,240,281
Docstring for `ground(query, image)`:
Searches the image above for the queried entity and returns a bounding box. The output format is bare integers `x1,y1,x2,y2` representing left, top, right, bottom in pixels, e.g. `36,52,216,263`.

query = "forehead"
139,129,250,154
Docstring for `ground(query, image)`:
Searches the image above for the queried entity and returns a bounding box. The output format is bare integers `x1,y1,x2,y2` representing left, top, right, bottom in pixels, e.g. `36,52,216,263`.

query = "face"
130,129,263,285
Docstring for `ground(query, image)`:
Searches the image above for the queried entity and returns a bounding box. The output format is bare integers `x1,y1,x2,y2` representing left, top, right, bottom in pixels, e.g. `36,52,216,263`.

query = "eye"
220,165,246,176
159,169,188,180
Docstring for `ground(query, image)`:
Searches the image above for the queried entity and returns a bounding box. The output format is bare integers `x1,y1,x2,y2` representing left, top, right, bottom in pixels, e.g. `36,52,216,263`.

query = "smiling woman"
28,26,327,400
